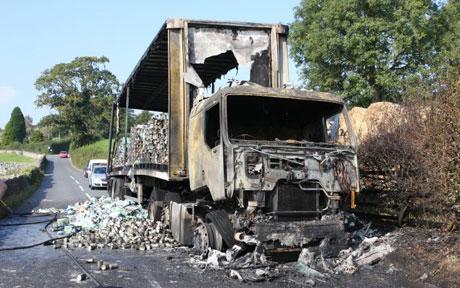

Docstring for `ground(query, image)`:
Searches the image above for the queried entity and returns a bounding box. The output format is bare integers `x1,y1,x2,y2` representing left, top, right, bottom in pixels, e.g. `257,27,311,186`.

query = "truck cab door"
202,102,226,200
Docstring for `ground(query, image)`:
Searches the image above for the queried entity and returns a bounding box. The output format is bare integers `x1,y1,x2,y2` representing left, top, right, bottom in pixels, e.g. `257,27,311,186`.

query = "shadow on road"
0,159,55,248
16,159,55,213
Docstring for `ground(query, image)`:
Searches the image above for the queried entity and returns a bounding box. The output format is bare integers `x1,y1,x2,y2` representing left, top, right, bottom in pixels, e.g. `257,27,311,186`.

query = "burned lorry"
107,19,359,252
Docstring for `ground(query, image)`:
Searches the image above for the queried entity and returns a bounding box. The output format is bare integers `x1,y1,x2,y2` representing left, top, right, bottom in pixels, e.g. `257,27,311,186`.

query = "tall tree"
290,0,444,106
35,56,119,147
24,115,33,140
2,107,26,145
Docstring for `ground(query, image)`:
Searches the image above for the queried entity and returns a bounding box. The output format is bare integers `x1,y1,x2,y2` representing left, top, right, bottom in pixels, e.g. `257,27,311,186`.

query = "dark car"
59,151,69,158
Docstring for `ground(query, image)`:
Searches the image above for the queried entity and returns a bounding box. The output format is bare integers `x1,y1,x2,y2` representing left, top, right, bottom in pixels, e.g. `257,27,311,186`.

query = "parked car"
59,151,69,158
84,159,107,178
89,165,108,189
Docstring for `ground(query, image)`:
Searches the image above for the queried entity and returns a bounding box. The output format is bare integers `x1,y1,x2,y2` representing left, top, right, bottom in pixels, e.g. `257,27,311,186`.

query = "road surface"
0,156,273,288
0,156,433,288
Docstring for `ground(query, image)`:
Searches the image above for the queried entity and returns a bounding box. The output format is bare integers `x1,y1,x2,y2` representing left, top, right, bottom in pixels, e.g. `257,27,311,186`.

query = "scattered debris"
294,228,398,280
296,262,326,279
189,239,280,282
32,207,61,214
419,272,428,281
228,269,244,281
50,196,177,250
47,197,401,283
354,237,395,266
76,273,87,282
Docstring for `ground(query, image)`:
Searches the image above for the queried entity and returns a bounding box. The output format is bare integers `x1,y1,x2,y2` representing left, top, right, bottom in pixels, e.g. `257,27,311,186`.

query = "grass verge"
71,139,109,170
0,152,34,163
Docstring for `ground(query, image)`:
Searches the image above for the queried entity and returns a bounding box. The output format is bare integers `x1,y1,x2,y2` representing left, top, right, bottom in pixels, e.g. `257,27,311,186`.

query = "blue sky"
0,0,302,128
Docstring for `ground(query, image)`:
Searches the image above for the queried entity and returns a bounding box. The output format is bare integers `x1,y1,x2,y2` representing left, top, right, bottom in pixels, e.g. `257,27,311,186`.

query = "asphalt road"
0,156,433,288
0,156,278,288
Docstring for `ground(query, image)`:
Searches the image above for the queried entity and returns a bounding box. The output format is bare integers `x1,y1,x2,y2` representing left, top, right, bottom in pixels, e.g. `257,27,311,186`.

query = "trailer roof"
116,18,288,111
216,84,344,104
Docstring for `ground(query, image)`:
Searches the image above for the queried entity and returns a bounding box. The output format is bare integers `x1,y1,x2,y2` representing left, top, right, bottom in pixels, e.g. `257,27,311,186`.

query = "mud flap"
170,202,194,246
206,210,235,248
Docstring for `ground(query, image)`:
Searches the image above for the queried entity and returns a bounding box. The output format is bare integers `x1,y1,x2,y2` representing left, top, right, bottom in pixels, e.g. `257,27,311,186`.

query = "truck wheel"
193,219,223,251
148,200,162,222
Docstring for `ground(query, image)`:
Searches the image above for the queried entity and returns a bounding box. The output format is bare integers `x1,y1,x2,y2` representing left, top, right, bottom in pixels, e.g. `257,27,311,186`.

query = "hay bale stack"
340,102,403,144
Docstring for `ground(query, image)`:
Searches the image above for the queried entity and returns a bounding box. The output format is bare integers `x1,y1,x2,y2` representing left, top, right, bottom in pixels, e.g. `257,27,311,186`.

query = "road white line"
75,180,80,185
79,185,84,192
70,176,75,180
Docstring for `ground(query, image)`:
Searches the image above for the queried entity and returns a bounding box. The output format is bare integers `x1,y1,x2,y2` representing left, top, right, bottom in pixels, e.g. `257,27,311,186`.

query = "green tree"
37,114,66,140
439,0,460,73
134,110,152,125
290,0,444,106
30,130,45,143
119,108,136,137
35,56,120,147
24,115,33,140
2,107,26,145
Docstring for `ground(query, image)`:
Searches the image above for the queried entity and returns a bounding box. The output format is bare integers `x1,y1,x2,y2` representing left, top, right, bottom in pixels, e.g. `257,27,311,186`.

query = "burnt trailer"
108,19,359,252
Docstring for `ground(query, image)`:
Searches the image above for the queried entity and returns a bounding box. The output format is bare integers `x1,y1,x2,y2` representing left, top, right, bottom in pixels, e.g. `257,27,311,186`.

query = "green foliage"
30,130,45,143
35,56,120,148
36,114,66,140
119,108,136,137
438,0,460,73
290,0,452,106
2,107,27,145
1,138,70,154
134,110,152,125
24,115,33,140
71,139,109,169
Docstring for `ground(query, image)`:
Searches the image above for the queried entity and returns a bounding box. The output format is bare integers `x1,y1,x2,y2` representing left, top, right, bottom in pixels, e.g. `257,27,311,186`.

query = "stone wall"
0,151,46,217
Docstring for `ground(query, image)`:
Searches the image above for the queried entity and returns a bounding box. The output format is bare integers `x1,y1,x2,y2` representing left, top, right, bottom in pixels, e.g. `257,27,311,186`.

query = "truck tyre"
193,219,223,251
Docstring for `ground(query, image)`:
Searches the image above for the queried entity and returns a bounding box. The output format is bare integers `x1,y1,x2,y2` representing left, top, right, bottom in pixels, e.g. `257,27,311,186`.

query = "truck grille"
271,181,327,221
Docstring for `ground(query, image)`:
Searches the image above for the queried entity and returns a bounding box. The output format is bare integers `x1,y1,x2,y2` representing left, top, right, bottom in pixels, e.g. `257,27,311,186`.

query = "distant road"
16,155,106,213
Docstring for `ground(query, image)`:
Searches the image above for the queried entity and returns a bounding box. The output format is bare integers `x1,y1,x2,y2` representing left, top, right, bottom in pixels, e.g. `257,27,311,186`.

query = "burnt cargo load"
107,19,359,253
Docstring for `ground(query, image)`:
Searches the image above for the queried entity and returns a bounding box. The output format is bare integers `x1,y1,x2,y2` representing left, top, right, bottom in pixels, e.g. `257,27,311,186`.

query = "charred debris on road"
44,196,398,284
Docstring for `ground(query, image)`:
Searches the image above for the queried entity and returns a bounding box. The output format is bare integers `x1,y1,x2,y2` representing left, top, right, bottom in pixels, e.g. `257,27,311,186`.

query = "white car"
89,165,108,189
84,159,107,179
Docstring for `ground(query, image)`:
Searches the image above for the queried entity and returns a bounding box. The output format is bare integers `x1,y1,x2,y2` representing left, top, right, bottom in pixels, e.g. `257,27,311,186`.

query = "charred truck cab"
108,19,359,253
188,85,359,249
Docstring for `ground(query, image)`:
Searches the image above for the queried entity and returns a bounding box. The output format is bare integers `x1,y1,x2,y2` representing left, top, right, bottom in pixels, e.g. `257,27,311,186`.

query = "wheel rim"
193,220,215,251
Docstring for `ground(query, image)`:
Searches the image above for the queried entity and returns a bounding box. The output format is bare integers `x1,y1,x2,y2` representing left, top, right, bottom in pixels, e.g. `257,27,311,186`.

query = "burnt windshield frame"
225,95,344,145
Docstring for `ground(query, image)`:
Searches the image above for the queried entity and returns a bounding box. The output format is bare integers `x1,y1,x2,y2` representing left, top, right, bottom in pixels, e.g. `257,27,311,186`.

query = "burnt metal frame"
112,19,290,181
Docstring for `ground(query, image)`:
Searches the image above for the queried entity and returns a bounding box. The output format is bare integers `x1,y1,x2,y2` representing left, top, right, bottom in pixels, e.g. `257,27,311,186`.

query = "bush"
358,75,460,225
30,130,45,143
0,139,70,154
